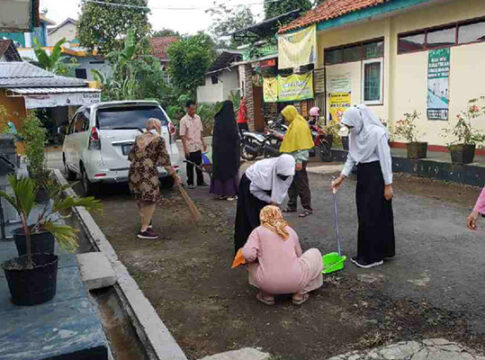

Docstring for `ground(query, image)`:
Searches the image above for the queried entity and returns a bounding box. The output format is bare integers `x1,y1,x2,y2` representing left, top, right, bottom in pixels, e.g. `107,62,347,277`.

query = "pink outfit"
242,226,323,295
474,187,485,214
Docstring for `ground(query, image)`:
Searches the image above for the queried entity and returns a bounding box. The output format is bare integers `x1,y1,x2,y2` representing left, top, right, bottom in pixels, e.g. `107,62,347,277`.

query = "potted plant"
394,111,427,159
1,175,101,306
442,99,485,164
20,112,49,202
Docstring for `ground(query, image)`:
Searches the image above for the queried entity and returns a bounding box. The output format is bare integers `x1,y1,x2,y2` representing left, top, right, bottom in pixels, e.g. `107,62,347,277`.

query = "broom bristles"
177,183,201,222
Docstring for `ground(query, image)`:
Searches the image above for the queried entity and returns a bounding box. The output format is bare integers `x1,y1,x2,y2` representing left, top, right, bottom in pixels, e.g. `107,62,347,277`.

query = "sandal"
283,208,297,213
299,209,313,218
256,292,275,306
292,293,309,305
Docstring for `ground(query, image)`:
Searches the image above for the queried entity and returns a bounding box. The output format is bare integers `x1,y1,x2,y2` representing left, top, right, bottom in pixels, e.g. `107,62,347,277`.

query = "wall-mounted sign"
24,91,101,109
328,92,351,123
427,48,450,121
278,25,317,70
260,59,276,68
327,73,351,93
278,72,314,102
263,77,278,103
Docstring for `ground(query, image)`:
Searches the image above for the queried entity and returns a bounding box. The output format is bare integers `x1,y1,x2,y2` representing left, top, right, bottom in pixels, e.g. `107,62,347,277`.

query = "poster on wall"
427,48,450,121
278,72,314,102
263,77,278,102
328,92,351,122
278,25,317,70
327,73,351,93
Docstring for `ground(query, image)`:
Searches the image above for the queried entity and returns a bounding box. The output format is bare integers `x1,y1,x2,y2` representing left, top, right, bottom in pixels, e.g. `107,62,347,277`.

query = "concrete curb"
52,169,188,360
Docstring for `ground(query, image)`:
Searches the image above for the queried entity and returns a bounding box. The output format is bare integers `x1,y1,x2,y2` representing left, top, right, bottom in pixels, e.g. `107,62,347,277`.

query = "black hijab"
212,100,241,181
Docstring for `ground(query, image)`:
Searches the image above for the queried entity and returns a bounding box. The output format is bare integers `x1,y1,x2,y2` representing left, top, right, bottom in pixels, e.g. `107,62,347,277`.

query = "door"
64,113,78,168
252,85,265,132
71,109,90,173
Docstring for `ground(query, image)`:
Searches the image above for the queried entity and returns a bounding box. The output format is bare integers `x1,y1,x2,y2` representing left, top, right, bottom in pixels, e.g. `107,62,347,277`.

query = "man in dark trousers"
180,100,207,189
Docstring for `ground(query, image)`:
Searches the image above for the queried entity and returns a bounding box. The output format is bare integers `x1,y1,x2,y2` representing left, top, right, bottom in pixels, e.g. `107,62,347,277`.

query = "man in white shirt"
180,100,207,189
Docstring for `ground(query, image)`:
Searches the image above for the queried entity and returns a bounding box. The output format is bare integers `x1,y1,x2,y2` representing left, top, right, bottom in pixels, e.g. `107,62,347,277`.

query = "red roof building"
150,36,179,64
280,0,389,33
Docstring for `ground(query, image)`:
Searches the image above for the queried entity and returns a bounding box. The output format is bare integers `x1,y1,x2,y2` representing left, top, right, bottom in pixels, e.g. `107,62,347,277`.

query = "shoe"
256,292,275,306
137,229,159,240
292,293,310,305
350,257,383,269
298,209,313,218
226,196,237,201
187,184,196,189
148,221,153,229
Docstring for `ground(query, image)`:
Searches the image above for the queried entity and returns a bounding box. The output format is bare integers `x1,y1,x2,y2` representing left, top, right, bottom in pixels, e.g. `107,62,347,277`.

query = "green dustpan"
322,189,346,274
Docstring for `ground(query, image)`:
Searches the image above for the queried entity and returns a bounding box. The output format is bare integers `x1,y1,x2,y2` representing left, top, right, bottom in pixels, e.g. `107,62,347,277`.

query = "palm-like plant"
0,175,101,268
33,37,67,74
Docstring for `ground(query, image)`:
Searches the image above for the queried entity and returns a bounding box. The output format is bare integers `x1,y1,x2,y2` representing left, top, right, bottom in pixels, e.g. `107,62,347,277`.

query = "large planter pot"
342,136,349,151
2,254,58,306
450,144,476,164
13,228,55,257
407,142,428,159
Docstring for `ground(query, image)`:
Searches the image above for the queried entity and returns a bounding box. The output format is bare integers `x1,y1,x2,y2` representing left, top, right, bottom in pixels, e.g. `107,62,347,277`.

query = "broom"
177,183,201,222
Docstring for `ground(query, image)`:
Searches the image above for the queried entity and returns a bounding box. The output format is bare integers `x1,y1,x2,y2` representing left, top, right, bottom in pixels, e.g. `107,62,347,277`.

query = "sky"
39,0,264,35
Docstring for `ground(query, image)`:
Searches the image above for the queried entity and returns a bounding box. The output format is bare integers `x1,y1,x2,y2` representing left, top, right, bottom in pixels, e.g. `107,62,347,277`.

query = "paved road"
48,146,485,334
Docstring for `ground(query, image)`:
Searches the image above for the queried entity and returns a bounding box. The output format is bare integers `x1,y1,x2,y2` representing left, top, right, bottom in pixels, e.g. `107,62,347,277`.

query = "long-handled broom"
177,183,201,222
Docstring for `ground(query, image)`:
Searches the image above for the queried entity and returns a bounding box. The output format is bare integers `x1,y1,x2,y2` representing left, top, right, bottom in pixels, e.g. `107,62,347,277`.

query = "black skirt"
234,174,269,254
356,161,395,263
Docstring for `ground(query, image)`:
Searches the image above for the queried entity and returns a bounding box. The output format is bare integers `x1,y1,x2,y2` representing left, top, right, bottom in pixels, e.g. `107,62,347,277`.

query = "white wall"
76,57,112,81
197,69,239,104
48,22,78,46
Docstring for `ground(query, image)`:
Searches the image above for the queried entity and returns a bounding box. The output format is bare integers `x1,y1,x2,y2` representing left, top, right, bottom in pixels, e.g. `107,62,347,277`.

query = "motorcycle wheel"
241,143,257,161
317,141,333,162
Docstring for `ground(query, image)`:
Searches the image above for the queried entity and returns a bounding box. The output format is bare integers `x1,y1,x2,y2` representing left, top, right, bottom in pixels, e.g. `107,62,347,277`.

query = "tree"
264,0,312,20
33,37,76,76
78,0,151,55
166,34,215,98
152,29,181,38
92,29,167,101
207,2,255,48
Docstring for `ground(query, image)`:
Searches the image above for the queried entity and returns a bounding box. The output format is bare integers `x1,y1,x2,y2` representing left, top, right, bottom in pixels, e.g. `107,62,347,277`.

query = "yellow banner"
278,25,317,70
263,77,278,103
329,92,351,123
278,72,314,102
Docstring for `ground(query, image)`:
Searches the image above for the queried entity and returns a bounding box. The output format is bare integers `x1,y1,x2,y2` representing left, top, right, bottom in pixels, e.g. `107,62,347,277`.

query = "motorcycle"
240,118,287,160
310,124,333,162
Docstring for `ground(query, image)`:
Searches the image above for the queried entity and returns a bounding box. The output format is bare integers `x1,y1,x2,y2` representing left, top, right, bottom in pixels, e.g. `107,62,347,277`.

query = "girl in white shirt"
332,105,395,269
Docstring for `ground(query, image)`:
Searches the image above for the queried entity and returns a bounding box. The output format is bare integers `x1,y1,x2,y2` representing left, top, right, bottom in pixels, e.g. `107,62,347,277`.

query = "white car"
62,100,180,195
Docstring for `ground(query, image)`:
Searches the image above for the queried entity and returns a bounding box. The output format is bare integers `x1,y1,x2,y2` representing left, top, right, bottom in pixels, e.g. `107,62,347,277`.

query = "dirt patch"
91,175,485,360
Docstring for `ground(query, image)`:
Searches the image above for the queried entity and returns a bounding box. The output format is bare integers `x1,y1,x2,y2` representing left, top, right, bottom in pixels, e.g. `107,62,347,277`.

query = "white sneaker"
350,257,384,269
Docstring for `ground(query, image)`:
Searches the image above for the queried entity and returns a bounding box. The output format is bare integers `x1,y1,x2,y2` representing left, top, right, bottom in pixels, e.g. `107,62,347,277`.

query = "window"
458,20,485,44
96,106,168,130
398,17,485,54
324,39,383,65
398,32,426,53
75,68,87,79
74,110,90,133
362,59,383,105
427,27,455,48
211,75,219,84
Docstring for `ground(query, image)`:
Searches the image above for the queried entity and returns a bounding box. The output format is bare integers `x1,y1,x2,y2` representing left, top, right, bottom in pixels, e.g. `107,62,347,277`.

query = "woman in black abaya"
210,100,241,200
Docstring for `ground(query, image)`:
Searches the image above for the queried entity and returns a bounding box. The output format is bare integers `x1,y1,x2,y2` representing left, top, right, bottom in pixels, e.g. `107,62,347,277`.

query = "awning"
6,87,101,109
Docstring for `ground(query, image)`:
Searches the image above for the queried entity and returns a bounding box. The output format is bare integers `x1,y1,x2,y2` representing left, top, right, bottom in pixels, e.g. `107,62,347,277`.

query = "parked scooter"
308,107,333,162
239,117,287,160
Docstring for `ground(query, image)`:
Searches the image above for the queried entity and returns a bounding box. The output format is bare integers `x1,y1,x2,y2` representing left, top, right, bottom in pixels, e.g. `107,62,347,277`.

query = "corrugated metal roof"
8,87,100,95
0,62,87,88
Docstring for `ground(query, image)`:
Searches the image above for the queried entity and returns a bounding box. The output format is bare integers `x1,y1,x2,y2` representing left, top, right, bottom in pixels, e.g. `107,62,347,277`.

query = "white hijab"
246,154,295,204
342,105,387,164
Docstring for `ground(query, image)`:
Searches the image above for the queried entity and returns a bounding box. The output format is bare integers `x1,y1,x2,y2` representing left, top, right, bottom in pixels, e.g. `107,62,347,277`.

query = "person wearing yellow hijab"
280,105,314,218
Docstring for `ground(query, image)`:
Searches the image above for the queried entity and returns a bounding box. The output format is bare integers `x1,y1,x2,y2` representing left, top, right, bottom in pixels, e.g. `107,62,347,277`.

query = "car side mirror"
268,121,274,126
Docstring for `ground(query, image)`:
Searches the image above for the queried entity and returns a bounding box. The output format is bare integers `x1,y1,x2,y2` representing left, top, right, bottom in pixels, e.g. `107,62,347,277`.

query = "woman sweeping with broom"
332,105,395,269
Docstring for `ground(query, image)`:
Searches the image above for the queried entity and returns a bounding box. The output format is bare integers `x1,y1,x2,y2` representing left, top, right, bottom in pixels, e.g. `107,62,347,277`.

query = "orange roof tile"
150,36,179,61
279,0,390,33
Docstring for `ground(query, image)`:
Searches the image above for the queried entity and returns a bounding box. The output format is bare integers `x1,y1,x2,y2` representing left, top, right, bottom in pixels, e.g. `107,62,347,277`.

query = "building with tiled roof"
276,0,485,152
150,36,178,64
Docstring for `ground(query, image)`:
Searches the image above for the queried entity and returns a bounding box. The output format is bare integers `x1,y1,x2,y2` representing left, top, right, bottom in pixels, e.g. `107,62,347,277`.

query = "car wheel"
63,155,77,181
160,175,175,189
81,165,100,196
317,141,333,162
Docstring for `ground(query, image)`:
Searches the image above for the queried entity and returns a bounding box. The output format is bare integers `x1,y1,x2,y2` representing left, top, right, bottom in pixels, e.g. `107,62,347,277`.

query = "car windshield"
97,106,168,130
